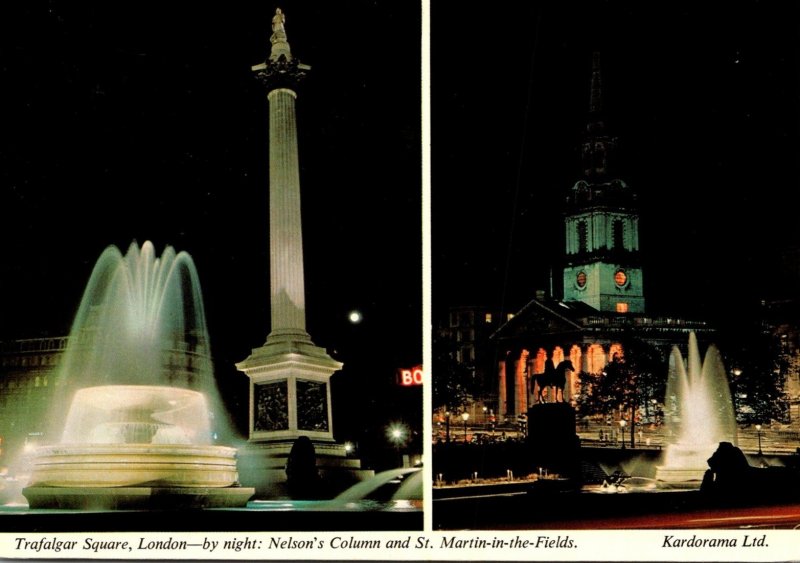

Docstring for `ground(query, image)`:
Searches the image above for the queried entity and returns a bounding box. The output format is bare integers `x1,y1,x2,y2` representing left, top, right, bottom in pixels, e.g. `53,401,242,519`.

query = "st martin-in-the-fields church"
493,53,714,421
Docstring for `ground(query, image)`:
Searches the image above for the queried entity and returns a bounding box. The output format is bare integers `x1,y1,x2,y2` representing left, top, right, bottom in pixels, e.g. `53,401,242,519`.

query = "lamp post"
461,412,469,443
755,424,763,455
483,406,488,430
388,424,406,467
619,419,627,450
445,411,451,444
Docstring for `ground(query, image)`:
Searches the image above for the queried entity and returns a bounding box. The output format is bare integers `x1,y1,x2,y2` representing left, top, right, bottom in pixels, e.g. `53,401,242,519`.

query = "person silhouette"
285,436,323,499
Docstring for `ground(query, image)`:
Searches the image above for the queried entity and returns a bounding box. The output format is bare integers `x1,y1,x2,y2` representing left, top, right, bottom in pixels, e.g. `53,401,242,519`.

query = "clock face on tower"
614,269,628,288
576,271,587,288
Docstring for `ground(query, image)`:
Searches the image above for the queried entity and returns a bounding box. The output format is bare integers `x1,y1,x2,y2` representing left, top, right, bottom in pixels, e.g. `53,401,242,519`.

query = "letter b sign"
398,366,423,386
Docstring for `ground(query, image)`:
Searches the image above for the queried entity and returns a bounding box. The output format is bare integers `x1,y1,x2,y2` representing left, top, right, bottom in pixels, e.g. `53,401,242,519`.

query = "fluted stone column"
267,87,310,342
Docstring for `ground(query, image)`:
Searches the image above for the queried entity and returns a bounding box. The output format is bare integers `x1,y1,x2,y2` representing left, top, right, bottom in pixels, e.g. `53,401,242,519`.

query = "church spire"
589,51,603,115
581,51,615,180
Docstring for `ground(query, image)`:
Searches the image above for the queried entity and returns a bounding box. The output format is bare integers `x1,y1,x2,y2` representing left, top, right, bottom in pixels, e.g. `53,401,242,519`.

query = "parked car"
247,466,422,512
332,466,421,510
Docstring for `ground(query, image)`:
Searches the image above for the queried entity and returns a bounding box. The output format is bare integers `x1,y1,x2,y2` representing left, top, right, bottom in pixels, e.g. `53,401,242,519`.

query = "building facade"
0,337,66,467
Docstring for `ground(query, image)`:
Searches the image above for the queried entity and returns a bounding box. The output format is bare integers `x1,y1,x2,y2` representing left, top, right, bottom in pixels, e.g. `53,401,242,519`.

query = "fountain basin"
25,443,240,488
22,444,255,509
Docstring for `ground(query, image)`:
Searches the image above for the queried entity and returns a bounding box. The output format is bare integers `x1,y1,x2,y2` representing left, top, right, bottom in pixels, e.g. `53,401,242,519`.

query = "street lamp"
755,424,763,455
619,419,627,450
387,423,406,467
445,411,451,444
461,412,470,443
483,406,488,430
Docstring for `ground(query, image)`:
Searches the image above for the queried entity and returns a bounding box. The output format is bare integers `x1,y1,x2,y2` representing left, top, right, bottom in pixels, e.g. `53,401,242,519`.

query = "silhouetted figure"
701,441,800,503
285,436,323,499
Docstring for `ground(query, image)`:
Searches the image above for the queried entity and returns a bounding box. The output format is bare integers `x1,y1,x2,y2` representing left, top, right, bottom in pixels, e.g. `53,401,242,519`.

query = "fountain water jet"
22,241,253,508
655,331,737,487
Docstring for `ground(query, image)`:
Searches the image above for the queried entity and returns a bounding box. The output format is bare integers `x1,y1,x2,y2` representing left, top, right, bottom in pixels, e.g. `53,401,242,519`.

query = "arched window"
613,219,624,251
578,221,588,254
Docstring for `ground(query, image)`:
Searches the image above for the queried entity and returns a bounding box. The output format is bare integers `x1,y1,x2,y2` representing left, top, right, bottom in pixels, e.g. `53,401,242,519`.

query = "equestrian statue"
531,358,574,403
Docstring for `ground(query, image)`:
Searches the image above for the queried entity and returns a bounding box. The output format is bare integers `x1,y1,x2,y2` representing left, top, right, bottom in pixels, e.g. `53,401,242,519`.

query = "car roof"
334,467,421,503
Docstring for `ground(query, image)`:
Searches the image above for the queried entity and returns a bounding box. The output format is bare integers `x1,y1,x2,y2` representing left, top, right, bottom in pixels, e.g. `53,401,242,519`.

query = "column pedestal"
236,339,372,497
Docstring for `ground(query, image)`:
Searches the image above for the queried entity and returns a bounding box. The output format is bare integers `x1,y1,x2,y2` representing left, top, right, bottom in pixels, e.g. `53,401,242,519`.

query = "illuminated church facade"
493,54,714,420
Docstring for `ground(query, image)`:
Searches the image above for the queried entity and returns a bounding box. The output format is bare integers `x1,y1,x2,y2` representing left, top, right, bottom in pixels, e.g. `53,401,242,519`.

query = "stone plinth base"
237,441,374,499
526,403,581,478
22,486,255,510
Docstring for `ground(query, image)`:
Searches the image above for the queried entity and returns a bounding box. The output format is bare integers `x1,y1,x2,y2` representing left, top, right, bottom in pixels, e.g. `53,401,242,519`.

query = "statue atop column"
271,8,287,44
253,8,309,87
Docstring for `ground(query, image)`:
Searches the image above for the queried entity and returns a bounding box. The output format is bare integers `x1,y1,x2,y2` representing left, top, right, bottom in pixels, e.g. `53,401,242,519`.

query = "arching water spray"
22,241,252,508
655,332,737,487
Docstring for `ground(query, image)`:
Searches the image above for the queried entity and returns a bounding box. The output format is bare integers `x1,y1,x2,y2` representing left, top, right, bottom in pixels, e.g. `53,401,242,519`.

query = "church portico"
498,337,628,420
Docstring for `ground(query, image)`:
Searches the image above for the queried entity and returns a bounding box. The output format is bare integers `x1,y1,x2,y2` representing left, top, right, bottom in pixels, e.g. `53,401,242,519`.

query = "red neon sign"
398,365,423,386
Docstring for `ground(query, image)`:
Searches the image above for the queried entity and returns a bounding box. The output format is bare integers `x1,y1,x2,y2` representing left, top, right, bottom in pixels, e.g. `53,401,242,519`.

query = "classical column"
238,9,341,446
497,356,507,419
267,85,310,342
515,349,530,415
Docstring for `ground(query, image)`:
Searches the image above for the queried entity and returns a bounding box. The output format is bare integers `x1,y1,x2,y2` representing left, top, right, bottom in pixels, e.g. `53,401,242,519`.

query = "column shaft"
267,87,308,339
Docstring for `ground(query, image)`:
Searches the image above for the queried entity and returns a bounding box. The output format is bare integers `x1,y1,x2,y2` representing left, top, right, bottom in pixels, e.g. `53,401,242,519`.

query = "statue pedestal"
237,336,340,443
526,403,581,479
236,336,372,498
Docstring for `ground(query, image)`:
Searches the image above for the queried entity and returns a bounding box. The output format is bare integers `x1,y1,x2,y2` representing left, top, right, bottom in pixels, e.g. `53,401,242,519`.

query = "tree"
724,327,790,424
576,336,666,447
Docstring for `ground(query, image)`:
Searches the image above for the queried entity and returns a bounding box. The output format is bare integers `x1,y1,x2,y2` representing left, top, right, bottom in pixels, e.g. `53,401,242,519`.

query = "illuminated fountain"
22,241,254,508
654,331,737,487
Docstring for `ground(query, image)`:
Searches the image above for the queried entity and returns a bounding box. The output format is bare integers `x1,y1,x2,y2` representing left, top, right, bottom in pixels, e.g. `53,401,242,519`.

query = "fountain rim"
67,384,208,410
31,443,239,457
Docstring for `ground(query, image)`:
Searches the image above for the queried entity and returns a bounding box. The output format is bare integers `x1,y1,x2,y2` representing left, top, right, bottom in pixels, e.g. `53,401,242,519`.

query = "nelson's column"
236,8,370,497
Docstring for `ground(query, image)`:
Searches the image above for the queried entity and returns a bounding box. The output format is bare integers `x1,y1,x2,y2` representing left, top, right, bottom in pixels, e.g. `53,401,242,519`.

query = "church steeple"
562,52,645,314
589,51,603,116
580,52,617,182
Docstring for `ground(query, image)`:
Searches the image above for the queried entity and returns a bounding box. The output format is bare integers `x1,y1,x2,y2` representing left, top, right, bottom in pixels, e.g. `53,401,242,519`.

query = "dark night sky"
0,1,422,450
432,1,800,329
6,0,800,454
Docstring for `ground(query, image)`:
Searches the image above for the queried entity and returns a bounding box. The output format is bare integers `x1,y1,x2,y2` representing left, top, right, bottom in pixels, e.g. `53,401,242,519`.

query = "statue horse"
531,359,574,403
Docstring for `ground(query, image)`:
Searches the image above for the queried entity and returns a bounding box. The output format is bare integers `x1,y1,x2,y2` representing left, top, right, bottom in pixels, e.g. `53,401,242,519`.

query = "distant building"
435,305,505,402
759,297,800,423
0,337,66,466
